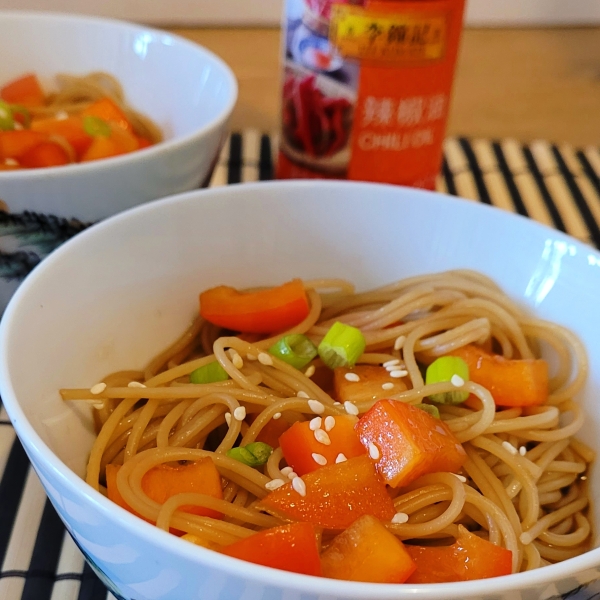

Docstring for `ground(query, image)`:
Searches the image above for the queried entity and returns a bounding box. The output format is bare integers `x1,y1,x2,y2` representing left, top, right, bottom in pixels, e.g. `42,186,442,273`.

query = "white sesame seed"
382,382,394,390
292,477,307,496
391,512,409,524
324,416,336,432
308,399,325,414
265,479,285,491
258,352,273,366
454,474,467,483
232,353,244,369
90,383,106,395
383,359,401,368
390,369,408,378
314,429,331,445
4,158,18,166
233,406,246,421
368,443,380,460
336,453,347,463
502,441,518,455
288,471,298,480
246,353,258,361
127,381,146,388
394,335,406,351
581,475,588,481
225,412,232,426
297,391,310,398
281,466,294,476
344,401,359,416
333,401,341,406
305,365,316,377
309,417,322,431
451,374,465,387
519,446,527,456
344,372,360,382
55,110,69,120
312,453,327,466
273,412,282,420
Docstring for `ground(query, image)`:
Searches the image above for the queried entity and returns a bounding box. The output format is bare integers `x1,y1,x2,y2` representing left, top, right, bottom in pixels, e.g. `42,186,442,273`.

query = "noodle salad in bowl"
0,12,236,222
1,180,600,600
0,11,237,313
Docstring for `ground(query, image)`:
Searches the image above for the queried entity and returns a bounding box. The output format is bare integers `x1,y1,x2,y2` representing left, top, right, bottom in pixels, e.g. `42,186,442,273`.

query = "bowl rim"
0,9,238,179
1,179,599,598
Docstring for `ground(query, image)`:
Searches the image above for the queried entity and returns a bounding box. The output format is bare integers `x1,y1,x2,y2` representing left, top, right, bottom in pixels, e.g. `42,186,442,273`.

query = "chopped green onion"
426,356,470,404
245,442,273,464
227,442,273,467
268,334,317,370
0,101,14,131
227,447,256,466
83,115,111,138
416,403,440,419
190,361,230,384
318,321,366,369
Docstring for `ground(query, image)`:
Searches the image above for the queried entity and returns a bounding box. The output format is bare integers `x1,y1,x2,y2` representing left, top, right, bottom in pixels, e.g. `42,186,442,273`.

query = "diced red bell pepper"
0,73,45,107
405,525,513,583
20,140,70,168
321,515,416,583
0,130,48,160
106,457,223,523
199,279,310,334
80,135,124,162
108,124,139,153
79,115,139,163
220,522,322,576
449,345,548,407
253,416,291,449
81,96,135,133
355,399,467,488
279,415,366,476
31,116,93,159
258,455,395,529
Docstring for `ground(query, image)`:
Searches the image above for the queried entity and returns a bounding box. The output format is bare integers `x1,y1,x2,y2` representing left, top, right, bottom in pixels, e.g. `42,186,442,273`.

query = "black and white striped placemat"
1,131,600,600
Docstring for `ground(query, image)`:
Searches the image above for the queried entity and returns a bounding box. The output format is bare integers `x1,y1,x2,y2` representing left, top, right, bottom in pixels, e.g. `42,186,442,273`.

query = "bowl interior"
0,12,236,140
1,180,600,591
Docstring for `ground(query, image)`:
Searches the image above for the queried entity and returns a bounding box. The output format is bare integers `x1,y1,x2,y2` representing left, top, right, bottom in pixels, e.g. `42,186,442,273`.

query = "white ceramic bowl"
1,181,600,600
0,10,237,311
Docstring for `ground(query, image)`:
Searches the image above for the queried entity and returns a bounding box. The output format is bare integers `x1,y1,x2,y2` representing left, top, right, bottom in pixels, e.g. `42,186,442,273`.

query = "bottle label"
330,6,447,63
277,0,465,189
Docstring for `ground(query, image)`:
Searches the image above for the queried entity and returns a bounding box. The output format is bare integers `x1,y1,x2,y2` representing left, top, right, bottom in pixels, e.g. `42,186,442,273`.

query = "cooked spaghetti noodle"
32,71,162,143
60,270,594,576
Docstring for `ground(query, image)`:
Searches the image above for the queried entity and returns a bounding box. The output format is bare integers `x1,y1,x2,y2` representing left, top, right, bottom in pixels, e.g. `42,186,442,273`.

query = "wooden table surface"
168,26,600,147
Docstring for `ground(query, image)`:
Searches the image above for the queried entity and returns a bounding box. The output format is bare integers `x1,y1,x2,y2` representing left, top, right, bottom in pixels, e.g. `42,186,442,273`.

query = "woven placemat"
1,131,600,600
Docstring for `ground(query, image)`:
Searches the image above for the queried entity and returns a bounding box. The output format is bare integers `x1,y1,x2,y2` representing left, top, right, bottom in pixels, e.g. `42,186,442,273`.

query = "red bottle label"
277,0,465,189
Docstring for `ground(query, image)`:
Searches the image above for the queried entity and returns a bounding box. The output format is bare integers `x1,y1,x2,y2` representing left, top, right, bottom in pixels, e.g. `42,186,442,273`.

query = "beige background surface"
2,0,600,27
168,27,600,147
